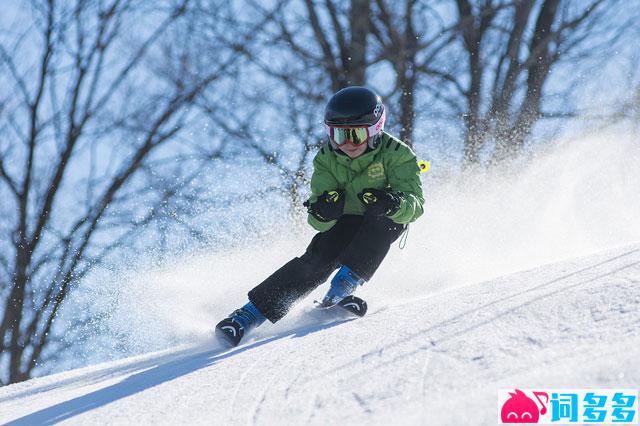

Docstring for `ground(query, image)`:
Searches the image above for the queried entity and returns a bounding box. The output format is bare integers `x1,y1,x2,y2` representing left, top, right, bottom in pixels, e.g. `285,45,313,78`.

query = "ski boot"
215,301,266,347
318,265,366,308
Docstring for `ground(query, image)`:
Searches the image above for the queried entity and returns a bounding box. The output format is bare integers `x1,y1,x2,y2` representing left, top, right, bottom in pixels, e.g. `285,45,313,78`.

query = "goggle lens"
329,127,369,146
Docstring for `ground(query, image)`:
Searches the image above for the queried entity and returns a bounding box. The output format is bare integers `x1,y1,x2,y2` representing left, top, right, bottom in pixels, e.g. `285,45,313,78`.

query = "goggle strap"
367,108,386,137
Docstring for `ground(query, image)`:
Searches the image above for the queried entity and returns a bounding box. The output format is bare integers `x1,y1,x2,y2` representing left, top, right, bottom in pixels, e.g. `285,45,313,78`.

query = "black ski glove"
303,190,345,222
358,188,402,217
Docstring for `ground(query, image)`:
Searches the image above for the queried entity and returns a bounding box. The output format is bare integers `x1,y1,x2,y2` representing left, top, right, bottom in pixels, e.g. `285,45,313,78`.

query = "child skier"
215,86,425,347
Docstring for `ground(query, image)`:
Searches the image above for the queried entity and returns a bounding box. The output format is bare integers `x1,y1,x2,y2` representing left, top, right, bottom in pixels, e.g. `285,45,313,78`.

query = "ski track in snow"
0,244,639,425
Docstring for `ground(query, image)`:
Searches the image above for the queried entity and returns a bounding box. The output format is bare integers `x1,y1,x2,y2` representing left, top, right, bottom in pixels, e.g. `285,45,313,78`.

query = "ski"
337,295,368,317
215,318,244,347
314,295,368,317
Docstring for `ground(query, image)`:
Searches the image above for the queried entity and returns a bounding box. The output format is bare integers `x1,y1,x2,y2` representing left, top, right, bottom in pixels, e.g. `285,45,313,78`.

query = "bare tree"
198,82,324,224
368,0,459,145
369,0,420,144
192,0,372,218
601,51,640,134
238,0,371,95
0,0,240,384
414,0,627,167
300,0,371,90
260,0,439,147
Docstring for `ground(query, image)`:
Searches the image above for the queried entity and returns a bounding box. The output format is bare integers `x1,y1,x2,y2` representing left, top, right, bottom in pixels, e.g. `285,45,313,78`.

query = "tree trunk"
347,0,371,86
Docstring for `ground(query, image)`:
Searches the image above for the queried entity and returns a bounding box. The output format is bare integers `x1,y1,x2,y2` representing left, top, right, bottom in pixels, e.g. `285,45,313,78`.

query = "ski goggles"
326,108,386,146
327,126,370,146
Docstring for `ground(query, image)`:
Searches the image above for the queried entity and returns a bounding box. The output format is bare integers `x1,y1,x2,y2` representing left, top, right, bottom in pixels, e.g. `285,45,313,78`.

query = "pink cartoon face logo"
501,389,548,423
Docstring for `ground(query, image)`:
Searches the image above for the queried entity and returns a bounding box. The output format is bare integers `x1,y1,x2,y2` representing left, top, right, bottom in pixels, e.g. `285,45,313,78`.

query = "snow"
0,132,639,424
1,244,638,425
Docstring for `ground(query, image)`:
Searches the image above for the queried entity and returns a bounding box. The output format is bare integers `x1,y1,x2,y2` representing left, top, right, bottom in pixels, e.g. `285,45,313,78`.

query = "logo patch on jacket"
367,162,385,180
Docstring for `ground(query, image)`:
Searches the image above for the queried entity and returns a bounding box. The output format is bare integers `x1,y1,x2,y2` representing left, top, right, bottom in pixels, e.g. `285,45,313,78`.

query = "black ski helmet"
324,86,386,149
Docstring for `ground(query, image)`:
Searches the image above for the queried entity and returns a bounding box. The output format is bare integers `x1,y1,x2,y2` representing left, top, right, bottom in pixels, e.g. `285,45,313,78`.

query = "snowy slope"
1,243,639,425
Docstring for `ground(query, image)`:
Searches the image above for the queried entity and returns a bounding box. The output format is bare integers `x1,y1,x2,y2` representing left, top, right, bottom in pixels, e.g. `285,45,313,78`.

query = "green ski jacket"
308,132,425,232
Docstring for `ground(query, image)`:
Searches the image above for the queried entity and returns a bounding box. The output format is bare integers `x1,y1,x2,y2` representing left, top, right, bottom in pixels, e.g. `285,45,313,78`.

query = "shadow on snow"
7,318,354,425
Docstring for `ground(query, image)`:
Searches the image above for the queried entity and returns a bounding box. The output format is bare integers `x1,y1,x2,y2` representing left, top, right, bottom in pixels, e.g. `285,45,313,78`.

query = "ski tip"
338,295,368,317
215,319,244,347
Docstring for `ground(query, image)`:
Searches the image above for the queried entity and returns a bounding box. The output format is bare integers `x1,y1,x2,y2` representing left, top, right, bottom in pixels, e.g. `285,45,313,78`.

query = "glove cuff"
384,192,403,217
308,208,332,223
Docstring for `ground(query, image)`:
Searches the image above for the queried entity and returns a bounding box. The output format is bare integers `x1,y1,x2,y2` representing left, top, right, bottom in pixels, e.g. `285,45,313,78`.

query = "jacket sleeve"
307,146,340,232
386,143,425,224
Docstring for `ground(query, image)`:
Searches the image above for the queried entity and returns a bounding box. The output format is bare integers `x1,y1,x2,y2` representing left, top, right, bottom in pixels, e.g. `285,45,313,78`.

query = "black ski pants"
248,214,406,323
